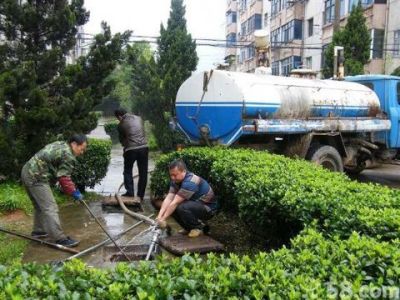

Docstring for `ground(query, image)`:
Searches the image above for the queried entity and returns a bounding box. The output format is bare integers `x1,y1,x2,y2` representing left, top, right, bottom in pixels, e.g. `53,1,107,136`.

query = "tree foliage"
127,0,198,151
323,3,371,78
0,0,129,178
392,66,400,77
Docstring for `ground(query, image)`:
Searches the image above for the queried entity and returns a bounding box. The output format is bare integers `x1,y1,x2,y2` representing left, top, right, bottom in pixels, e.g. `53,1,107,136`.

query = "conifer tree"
0,0,129,177
150,0,198,151
323,3,371,77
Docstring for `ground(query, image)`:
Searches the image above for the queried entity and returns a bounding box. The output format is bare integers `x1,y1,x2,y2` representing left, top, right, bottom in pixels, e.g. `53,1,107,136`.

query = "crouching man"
156,159,218,238
21,134,87,247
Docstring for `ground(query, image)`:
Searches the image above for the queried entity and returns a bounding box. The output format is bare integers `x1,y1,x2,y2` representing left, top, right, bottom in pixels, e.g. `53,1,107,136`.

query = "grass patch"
0,181,101,215
0,233,27,265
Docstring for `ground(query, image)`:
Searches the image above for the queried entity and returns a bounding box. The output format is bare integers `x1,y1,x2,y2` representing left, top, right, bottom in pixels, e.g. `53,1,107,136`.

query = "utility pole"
333,0,341,33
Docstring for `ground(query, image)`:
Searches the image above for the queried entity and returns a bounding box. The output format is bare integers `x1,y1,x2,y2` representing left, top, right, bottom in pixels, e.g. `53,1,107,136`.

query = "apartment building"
270,0,398,77
385,0,400,74
66,26,90,64
226,0,400,77
225,0,270,72
321,0,388,75
270,0,306,76
225,0,239,69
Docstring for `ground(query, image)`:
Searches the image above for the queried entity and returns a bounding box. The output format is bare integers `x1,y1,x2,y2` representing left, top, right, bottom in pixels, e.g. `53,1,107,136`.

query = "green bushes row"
151,147,400,240
103,120,119,144
1,229,399,299
0,138,111,214
72,138,112,190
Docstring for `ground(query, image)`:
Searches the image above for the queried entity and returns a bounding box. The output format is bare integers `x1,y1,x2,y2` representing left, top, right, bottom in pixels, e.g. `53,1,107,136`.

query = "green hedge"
72,138,112,190
151,147,400,241
104,120,119,144
1,229,399,299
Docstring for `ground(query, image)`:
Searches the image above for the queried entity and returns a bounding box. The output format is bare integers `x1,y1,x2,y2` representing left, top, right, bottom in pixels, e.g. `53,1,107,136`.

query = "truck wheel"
306,145,344,172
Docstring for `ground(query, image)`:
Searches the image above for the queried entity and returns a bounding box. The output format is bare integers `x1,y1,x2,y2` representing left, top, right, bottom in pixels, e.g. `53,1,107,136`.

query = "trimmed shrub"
72,138,112,190
1,229,400,299
151,147,400,240
104,120,119,144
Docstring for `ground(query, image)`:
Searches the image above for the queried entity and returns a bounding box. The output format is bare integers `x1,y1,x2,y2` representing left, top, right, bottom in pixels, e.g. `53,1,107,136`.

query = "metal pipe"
80,199,132,262
145,227,162,261
0,226,79,254
64,214,154,261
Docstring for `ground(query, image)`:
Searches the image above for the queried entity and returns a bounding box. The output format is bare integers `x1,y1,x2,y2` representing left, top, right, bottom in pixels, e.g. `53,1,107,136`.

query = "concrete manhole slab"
160,234,224,256
102,195,141,208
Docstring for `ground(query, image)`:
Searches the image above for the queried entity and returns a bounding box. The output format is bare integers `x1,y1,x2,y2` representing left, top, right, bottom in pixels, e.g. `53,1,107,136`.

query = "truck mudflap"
243,119,391,134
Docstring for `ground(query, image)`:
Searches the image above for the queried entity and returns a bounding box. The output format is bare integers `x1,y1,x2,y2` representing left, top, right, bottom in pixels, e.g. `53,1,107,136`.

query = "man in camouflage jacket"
21,134,88,247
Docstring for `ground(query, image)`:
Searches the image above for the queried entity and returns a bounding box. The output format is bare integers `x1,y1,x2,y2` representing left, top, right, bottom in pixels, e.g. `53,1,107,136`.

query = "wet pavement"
352,163,400,189
22,120,162,267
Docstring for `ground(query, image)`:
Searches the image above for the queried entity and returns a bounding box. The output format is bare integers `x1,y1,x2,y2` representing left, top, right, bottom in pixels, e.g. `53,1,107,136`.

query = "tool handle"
80,200,132,262
0,227,79,254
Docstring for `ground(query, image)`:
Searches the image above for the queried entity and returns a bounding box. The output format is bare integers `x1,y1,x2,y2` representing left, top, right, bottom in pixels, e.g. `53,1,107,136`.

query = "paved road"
351,163,400,188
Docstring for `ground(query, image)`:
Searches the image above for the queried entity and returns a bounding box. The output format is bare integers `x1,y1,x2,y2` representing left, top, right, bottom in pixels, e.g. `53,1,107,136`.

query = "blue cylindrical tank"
175,70,382,145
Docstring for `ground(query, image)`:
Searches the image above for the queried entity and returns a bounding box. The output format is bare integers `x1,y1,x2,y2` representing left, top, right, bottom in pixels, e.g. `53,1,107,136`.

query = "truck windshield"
361,82,374,90
398,82,400,105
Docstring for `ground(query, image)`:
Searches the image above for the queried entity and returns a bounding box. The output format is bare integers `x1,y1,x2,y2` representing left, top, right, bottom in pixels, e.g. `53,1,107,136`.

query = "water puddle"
22,201,160,267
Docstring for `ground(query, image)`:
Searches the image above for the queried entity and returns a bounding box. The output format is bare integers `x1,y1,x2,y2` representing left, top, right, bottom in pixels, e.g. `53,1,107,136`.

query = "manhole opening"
103,244,158,262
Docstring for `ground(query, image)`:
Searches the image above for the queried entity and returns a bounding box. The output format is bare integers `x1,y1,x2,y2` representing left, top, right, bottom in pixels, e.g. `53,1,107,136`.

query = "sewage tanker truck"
175,70,400,173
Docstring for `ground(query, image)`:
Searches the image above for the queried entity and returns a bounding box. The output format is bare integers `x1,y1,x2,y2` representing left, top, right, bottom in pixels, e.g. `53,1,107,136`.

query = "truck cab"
345,75,400,149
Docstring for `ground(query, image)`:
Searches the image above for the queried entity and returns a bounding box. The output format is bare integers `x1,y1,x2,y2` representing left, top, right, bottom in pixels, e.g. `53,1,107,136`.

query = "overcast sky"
83,0,226,71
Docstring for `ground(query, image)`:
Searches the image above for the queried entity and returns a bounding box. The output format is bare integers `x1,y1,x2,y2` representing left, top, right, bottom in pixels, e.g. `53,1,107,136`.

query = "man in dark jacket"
115,109,148,202
21,134,87,247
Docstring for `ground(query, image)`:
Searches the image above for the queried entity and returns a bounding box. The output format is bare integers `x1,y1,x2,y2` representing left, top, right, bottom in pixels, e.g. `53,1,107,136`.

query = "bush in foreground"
151,147,400,241
0,229,399,299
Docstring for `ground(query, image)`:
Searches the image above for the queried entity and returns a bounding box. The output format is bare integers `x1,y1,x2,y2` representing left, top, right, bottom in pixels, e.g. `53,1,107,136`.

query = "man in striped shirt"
156,159,217,238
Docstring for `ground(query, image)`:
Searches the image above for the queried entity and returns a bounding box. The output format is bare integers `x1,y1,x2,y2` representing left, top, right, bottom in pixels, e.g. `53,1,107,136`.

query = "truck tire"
306,145,344,172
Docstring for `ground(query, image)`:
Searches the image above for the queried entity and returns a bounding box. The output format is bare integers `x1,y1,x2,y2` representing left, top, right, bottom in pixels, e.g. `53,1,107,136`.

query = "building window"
294,20,303,39
254,14,262,30
240,49,246,63
241,22,247,36
226,10,237,24
349,0,374,12
226,33,237,47
239,0,247,11
241,14,262,36
280,19,303,43
371,29,384,59
280,56,302,76
271,28,281,46
264,13,269,27
272,61,280,75
324,0,335,25
308,18,314,37
305,56,313,69
271,0,280,17
394,30,400,57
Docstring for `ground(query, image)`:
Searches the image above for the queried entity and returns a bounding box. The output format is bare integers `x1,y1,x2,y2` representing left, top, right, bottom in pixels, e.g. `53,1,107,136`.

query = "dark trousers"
173,201,214,231
123,147,148,198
